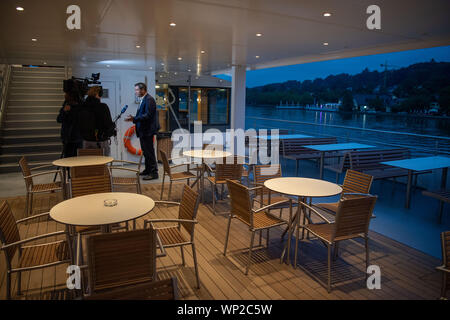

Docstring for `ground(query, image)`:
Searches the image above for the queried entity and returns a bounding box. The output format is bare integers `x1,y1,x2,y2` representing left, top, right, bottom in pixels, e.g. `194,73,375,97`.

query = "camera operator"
78,86,115,156
57,91,83,158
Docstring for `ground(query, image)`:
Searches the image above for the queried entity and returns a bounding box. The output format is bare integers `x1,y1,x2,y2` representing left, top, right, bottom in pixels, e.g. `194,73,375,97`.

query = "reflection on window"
208,89,228,124
179,89,188,112
190,90,199,123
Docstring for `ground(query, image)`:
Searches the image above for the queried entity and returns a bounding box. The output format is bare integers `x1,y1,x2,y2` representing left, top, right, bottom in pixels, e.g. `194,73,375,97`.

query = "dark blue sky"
217,45,450,88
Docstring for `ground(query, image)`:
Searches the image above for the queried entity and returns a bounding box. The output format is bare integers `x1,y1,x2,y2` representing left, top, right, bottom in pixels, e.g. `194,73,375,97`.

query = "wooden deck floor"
0,182,445,300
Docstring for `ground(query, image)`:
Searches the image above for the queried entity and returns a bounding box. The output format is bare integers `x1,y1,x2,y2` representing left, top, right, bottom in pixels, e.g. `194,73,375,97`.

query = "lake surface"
245,106,450,156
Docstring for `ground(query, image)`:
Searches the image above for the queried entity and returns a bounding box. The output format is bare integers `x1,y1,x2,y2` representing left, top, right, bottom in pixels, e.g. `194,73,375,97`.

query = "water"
246,106,450,156
245,105,450,258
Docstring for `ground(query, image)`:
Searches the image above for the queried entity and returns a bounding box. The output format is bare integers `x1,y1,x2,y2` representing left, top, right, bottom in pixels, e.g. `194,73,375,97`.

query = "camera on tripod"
63,73,102,103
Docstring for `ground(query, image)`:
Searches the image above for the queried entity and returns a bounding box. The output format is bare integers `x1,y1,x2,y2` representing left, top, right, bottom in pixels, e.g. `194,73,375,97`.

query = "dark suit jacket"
133,93,160,137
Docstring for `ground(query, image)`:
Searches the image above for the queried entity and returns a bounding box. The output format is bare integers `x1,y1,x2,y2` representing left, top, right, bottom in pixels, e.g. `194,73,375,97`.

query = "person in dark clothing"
78,86,115,156
57,92,83,158
125,82,160,180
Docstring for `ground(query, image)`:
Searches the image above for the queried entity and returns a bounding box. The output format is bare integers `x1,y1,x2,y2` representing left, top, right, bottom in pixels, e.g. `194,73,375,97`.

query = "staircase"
0,66,66,173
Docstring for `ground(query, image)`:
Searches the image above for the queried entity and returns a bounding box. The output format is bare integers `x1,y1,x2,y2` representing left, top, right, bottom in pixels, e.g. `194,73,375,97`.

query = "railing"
0,65,12,131
247,116,450,157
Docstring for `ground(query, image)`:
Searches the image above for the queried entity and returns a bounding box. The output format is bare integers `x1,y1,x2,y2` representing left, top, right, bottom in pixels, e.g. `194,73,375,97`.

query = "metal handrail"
0,64,12,130
247,116,450,156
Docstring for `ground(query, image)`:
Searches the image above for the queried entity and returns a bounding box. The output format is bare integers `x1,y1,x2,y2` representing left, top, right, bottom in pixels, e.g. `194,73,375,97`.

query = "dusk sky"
218,45,450,88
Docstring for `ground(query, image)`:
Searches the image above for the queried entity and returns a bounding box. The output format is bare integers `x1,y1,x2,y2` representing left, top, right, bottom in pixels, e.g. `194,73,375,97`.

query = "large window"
207,88,228,124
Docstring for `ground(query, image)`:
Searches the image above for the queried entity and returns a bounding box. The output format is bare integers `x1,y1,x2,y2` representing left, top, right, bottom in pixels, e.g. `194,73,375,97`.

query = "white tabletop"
306,143,375,152
53,156,114,168
381,156,450,171
183,149,232,159
50,192,155,226
257,134,313,140
264,177,342,198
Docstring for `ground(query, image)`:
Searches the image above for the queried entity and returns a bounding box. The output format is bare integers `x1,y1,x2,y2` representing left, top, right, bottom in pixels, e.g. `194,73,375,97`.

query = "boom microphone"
120,105,128,114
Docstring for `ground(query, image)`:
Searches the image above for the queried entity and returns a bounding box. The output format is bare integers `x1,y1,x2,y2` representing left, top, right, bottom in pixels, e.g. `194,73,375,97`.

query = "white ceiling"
0,0,449,75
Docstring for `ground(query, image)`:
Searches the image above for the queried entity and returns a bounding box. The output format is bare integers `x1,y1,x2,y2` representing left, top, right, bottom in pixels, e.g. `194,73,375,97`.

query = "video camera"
63,73,102,103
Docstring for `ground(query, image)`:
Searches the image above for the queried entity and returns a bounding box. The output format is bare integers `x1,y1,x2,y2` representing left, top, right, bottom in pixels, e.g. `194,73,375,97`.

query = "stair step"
9,87,63,94
0,152,61,165
5,113,58,120
11,77,63,84
2,127,60,136
4,120,59,128
8,99,62,106
7,106,61,113
12,69,65,75
12,66,65,73
1,134,61,144
0,142,62,154
10,81,63,88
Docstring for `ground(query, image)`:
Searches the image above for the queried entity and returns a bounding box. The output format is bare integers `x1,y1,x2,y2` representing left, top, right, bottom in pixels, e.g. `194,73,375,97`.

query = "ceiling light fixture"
149,66,153,70
323,42,329,46
43,62,47,65
187,68,191,72
106,65,110,67
255,55,260,58
256,33,262,37
323,12,332,17
169,22,176,27
136,45,141,48
16,6,24,11
200,50,206,54
161,62,165,65
177,57,182,61
31,38,37,42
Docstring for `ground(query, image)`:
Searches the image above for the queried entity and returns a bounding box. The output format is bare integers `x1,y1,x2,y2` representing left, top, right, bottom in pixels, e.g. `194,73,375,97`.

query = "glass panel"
207,88,228,124
190,89,199,123
178,89,188,112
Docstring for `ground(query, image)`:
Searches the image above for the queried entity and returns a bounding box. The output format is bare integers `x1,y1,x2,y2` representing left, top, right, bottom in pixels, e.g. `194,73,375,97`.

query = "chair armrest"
111,160,140,166
30,163,55,170
15,212,50,224
253,199,291,213
154,200,180,206
0,230,67,250
170,163,190,170
342,193,373,198
109,166,139,174
436,266,450,273
145,219,198,225
24,170,62,179
301,202,333,224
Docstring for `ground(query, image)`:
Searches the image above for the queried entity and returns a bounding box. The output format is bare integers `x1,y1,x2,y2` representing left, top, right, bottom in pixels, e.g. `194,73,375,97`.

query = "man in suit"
125,82,160,180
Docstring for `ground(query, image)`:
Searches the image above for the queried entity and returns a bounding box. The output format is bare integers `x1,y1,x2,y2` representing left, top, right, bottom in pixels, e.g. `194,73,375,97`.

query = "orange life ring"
123,125,142,155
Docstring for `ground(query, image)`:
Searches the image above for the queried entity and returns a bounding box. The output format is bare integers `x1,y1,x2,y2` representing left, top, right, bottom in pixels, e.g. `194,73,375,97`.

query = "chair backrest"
227,180,252,226
215,157,243,181
178,185,200,235
333,196,377,241
87,228,157,293
78,148,104,156
85,277,178,300
253,164,282,195
70,175,112,198
0,201,21,262
281,137,337,156
348,148,409,170
18,156,33,190
160,150,171,176
71,165,109,178
341,170,373,196
441,231,450,269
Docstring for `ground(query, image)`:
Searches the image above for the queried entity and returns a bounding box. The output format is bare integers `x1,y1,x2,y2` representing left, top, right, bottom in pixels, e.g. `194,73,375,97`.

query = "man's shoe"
143,174,159,181
139,171,149,176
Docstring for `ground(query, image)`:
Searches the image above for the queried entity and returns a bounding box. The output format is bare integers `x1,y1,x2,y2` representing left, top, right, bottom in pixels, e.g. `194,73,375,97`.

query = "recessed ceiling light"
177,57,182,61
159,75,163,78
200,50,206,54
255,55,260,58
323,12,332,17
149,66,153,70
161,62,165,66
155,85,160,89
256,33,262,37
219,79,223,82
43,62,47,65
169,22,176,27
136,45,141,48
31,38,37,42
106,65,110,67
323,42,329,46
174,72,178,75
187,68,191,72
16,6,24,11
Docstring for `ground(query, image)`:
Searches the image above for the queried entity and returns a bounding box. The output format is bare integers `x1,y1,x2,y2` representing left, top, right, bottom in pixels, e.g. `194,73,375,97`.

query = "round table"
264,177,342,264
182,150,232,202
53,156,114,198
50,192,155,233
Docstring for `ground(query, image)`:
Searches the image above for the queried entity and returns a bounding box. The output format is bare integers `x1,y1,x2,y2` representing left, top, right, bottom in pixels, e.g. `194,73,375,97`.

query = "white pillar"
230,65,246,130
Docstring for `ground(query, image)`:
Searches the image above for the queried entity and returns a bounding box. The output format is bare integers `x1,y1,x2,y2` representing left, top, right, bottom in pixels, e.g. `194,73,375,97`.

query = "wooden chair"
313,169,374,219
422,190,450,223
252,164,296,217
109,154,143,194
145,185,201,288
224,180,291,275
85,277,178,300
437,231,450,299
160,150,196,200
206,156,243,214
85,228,157,295
299,195,377,292
0,200,72,299
18,156,64,217
78,148,104,156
